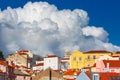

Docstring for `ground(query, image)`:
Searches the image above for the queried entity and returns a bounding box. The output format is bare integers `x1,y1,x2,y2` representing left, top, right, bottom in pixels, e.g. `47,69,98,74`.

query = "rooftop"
84,50,111,53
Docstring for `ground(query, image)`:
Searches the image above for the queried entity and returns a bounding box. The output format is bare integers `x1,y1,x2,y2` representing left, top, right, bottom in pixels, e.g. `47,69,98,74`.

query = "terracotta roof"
63,69,75,75
63,69,80,75
0,61,8,66
99,73,109,80
107,72,118,76
84,50,111,53
99,72,120,80
45,55,58,58
54,70,61,73
103,60,120,67
0,69,3,73
92,63,96,67
61,62,67,64
115,52,120,54
25,70,33,74
18,52,28,55
17,50,29,53
35,63,44,66
112,56,119,57
61,57,69,60
11,63,20,68
85,72,92,80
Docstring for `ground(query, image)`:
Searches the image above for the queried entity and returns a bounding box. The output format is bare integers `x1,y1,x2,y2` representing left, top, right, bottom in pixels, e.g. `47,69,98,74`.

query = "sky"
0,0,120,57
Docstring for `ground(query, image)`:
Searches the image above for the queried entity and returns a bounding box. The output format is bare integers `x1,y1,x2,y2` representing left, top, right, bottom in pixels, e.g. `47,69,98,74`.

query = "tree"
0,50,4,60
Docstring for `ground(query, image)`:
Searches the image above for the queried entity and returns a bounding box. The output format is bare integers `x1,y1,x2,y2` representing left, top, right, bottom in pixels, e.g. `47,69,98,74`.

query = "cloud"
0,1,120,57
82,26,108,42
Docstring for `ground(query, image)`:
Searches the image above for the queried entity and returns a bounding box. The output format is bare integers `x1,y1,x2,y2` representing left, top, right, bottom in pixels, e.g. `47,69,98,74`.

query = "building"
32,62,44,75
112,51,120,56
44,55,61,70
61,57,70,71
92,60,120,73
6,50,33,68
61,49,70,71
0,60,15,80
14,69,31,80
77,71,120,80
32,67,63,80
33,62,44,71
95,54,120,62
70,50,112,69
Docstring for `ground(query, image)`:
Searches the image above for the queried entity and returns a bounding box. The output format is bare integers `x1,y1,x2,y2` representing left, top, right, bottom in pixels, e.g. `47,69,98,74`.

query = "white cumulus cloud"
82,26,108,42
0,1,120,57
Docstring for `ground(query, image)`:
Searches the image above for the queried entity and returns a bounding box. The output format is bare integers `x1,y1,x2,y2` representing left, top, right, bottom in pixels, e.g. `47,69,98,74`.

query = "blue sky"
0,0,120,46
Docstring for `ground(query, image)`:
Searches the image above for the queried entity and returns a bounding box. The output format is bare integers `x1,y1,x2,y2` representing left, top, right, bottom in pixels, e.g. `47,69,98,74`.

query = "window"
93,55,96,59
93,74,100,80
88,64,90,67
24,76,26,80
111,69,115,72
93,75,99,80
87,55,90,60
79,57,82,61
119,57,120,60
73,57,76,61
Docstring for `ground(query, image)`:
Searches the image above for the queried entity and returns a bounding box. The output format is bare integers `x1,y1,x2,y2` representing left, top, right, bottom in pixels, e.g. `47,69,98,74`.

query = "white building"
44,55,61,70
61,57,70,71
33,61,44,71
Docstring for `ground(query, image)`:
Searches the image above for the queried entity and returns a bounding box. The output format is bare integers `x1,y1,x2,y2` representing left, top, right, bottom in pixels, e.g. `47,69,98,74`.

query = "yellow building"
70,50,112,69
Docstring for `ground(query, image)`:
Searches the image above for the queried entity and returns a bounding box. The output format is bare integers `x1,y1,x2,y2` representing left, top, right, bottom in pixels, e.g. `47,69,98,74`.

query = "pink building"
93,60,120,73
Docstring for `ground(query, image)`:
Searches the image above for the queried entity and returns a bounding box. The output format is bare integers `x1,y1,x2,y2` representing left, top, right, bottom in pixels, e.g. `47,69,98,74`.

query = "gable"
76,72,90,80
